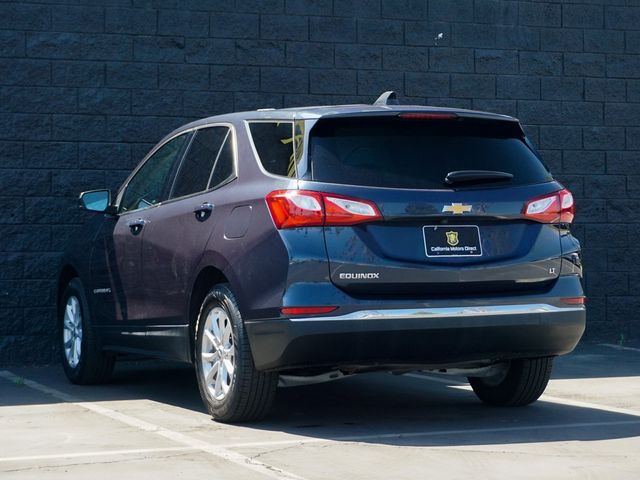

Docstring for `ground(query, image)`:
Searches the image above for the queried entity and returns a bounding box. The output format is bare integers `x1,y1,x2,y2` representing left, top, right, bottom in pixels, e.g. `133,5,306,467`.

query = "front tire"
195,284,277,422
59,278,114,384
468,357,553,407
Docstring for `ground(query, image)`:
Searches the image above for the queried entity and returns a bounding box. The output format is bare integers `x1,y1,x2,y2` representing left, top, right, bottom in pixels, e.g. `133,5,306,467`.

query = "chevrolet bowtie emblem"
442,203,472,214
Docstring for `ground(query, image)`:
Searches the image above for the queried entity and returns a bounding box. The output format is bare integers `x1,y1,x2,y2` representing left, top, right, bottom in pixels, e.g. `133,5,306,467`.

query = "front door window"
119,134,189,212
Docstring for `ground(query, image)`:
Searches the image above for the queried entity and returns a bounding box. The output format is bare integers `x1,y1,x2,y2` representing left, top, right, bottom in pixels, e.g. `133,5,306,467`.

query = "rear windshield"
306,117,552,189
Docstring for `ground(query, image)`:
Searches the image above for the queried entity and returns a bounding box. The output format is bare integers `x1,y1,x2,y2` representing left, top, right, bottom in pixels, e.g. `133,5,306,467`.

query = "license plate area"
423,225,483,257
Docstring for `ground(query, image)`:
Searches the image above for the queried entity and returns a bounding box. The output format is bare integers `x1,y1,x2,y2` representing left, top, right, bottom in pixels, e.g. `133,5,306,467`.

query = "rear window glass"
249,122,295,177
306,117,552,189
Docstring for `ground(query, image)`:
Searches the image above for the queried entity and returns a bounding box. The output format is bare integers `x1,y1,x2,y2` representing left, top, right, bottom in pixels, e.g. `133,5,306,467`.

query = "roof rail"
373,91,399,106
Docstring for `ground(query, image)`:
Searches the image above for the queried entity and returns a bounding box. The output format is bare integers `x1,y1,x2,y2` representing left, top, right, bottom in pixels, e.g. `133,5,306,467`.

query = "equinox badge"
442,203,472,214
339,273,380,279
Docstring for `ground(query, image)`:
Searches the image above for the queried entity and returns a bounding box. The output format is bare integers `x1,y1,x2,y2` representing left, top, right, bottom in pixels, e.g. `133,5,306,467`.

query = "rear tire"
468,357,553,407
194,284,278,422
59,278,114,384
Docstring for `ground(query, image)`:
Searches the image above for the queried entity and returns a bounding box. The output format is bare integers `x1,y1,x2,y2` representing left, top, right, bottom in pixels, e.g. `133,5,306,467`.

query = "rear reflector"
266,190,382,229
522,188,575,224
398,112,458,120
560,296,586,305
281,306,338,315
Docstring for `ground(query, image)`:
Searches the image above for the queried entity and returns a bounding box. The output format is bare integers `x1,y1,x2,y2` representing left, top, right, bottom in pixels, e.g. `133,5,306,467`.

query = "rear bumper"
245,303,585,371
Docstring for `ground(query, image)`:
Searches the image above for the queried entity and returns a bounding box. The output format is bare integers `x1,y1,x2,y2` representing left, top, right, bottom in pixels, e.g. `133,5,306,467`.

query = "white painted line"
222,372,640,449
4,370,640,458
0,447,195,464
0,371,307,480
222,419,640,449
600,343,640,353
407,371,640,418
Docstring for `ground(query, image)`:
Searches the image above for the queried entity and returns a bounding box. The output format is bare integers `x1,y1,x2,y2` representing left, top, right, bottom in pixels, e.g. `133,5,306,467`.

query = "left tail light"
523,188,575,224
266,190,383,229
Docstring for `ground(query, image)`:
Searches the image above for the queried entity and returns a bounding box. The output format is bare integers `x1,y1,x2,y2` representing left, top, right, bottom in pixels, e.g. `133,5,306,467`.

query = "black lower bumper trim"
245,307,586,371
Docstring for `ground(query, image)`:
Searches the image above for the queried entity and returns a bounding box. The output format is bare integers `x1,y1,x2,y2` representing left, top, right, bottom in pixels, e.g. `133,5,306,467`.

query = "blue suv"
58,93,585,422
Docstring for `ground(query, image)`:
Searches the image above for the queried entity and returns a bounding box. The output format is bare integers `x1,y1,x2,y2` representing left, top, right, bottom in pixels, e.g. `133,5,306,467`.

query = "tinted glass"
171,127,228,199
208,133,234,188
307,118,552,189
120,134,188,212
249,122,295,177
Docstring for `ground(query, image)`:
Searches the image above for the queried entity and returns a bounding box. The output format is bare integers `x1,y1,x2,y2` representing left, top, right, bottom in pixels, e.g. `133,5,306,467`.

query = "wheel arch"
57,264,79,310
187,265,230,362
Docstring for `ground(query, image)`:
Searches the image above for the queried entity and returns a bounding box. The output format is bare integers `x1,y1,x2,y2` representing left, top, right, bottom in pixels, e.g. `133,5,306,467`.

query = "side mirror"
79,189,113,213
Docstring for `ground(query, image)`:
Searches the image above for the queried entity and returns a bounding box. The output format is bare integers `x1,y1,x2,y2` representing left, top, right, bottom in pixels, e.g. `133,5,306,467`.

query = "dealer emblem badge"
446,231,459,246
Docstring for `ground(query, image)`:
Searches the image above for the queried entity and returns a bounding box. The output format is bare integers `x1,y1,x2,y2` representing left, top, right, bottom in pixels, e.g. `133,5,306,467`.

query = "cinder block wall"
1,0,638,364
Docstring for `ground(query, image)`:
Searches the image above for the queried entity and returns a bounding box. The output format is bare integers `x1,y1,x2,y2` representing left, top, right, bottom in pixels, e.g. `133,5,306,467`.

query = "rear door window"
248,122,295,177
170,127,229,199
306,117,552,189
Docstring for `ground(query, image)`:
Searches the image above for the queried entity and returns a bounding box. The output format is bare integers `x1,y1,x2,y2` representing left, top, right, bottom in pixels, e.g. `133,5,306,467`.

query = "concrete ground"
1,343,640,480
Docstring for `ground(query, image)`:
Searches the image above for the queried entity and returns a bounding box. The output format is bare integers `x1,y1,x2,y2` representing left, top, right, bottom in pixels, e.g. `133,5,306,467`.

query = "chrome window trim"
289,304,585,322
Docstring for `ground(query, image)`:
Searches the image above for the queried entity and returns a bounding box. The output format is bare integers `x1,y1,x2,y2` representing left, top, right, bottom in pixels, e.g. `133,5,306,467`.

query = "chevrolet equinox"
58,92,585,422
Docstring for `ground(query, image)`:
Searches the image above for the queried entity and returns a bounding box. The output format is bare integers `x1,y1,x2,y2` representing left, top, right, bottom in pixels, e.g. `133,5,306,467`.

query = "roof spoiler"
373,91,399,106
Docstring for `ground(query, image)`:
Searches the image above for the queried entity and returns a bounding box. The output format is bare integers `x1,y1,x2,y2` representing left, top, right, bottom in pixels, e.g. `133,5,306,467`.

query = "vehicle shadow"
4,343,640,448
257,370,640,447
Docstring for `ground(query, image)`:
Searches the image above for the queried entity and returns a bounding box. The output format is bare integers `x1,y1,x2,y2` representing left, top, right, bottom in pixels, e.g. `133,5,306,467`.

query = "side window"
171,127,228,199
248,122,295,177
208,132,234,189
120,134,189,212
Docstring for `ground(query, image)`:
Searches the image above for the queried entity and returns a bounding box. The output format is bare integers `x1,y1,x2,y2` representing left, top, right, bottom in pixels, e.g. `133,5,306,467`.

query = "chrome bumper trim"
290,304,585,322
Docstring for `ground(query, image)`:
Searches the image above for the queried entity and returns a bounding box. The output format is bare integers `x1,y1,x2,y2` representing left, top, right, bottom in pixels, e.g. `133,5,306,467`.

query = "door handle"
127,218,147,235
194,202,214,221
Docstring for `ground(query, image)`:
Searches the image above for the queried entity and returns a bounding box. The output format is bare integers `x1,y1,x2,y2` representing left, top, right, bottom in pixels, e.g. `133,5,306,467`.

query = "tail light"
266,190,382,229
523,188,575,224
265,190,324,229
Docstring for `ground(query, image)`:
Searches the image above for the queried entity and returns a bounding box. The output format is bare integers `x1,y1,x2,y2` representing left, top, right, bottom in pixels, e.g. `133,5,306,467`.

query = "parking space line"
219,371,640,449
0,447,195,463
407,372,640,418
0,371,307,480
222,419,640,449
599,343,640,354
4,369,639,463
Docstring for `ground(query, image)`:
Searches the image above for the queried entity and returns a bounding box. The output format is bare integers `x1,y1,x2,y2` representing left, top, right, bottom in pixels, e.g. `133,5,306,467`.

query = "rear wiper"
444,170,514,186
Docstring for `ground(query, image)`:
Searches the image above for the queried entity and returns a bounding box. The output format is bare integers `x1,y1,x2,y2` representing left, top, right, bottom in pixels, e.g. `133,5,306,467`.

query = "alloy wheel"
63,295,83,368
200,307,236,400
